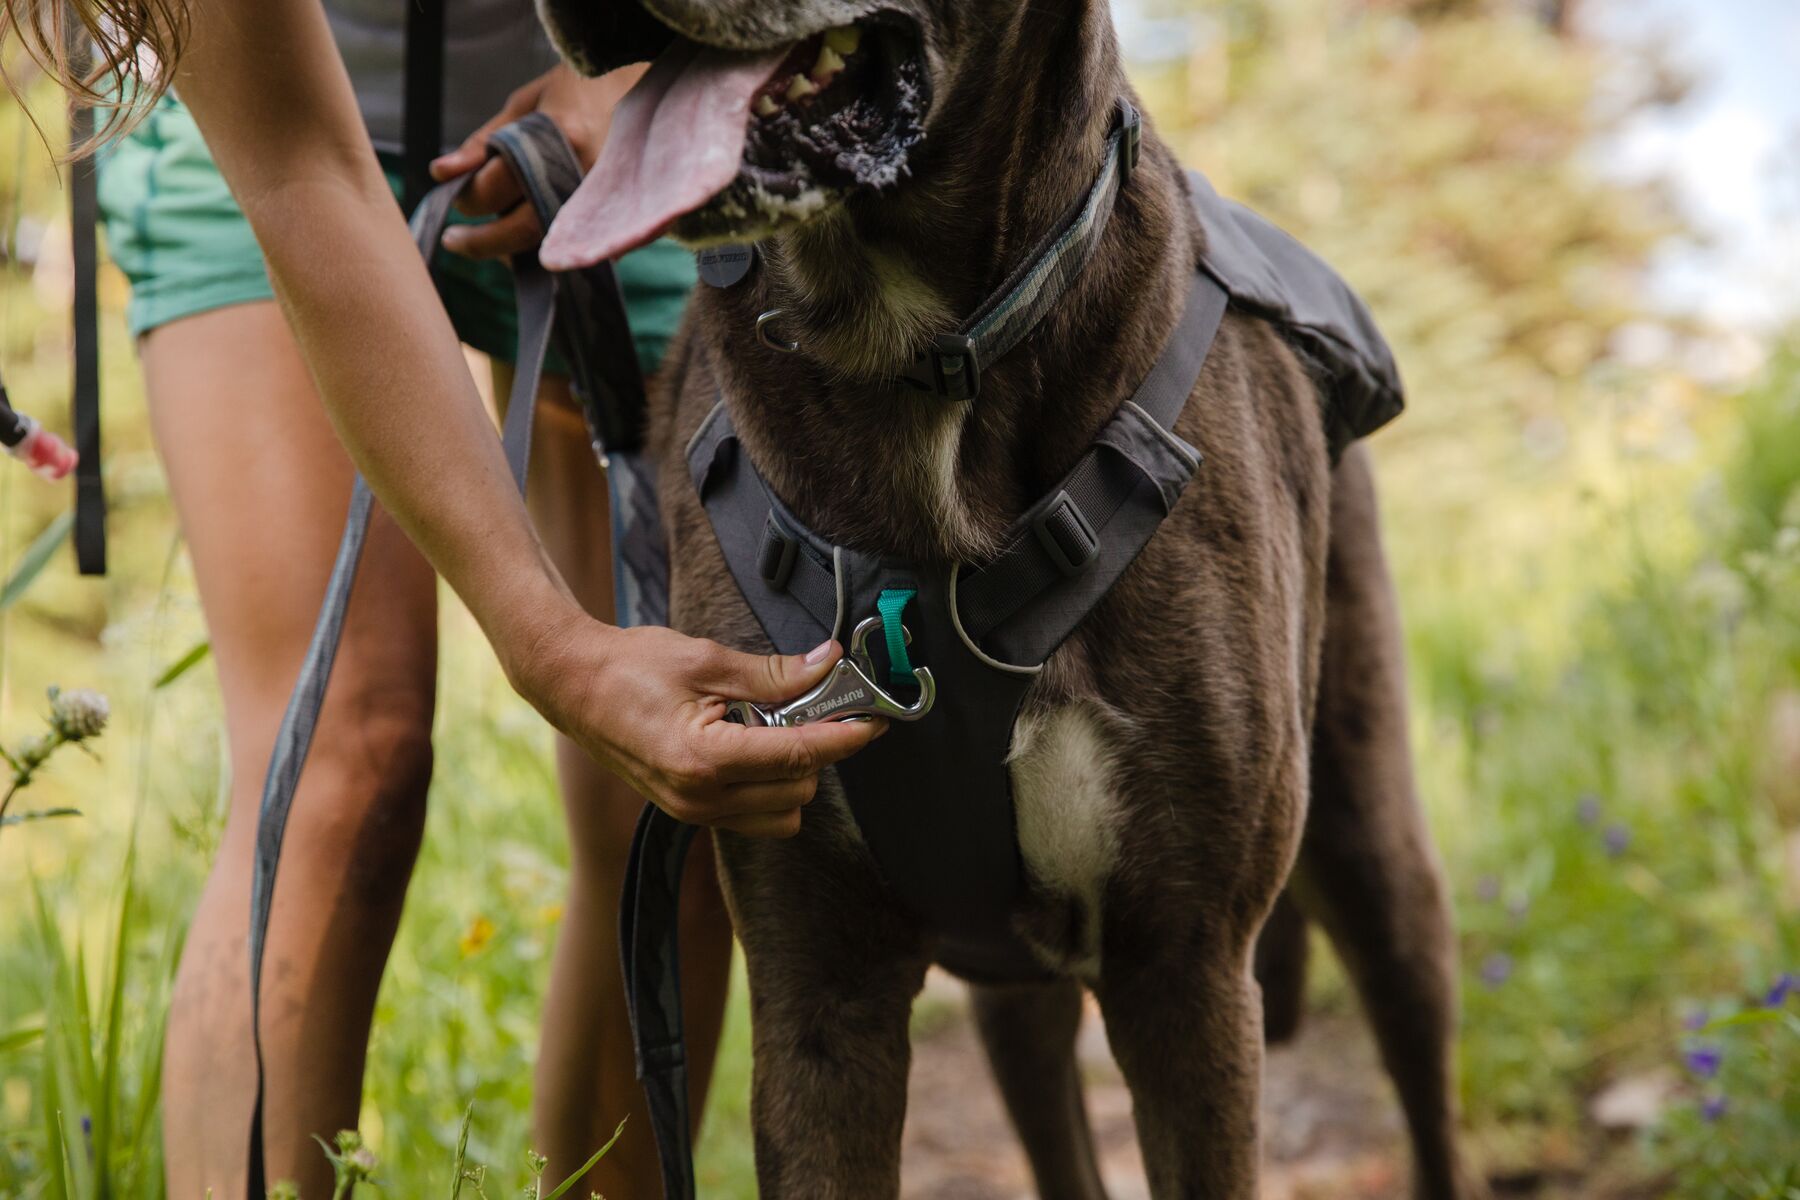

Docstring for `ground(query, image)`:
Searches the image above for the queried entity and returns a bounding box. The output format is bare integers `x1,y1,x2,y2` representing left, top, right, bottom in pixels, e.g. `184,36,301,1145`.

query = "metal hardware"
726,616,937,728
756,309,801,354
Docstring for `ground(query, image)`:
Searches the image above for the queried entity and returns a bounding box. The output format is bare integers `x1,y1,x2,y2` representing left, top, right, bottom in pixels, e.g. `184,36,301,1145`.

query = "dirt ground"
897,976,1659,1200
899,985,1405,1200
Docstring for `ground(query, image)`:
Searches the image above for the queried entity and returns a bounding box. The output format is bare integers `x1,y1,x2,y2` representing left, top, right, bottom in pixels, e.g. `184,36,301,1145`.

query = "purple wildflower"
1576,793,1602,827
1700,1094,1727,1122
1480,952,1513,989
1683,1044,1723,1080
1763,972,1796,1008
1681,1007,1710,1032
1602,823,1631,858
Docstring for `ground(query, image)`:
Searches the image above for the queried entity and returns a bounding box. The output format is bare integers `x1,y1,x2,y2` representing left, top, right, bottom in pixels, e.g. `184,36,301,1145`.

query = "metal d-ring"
756,309,801,354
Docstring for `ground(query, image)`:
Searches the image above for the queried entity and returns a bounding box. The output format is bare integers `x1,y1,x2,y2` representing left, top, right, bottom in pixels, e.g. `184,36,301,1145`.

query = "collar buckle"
924,332,982,402
1118,100,1142,185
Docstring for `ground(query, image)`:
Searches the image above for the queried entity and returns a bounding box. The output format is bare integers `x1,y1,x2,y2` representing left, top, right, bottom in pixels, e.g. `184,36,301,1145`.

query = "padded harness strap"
244,117,599,1198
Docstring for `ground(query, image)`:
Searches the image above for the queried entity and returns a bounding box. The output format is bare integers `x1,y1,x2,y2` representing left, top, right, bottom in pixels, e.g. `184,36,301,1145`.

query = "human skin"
141,293,732,1194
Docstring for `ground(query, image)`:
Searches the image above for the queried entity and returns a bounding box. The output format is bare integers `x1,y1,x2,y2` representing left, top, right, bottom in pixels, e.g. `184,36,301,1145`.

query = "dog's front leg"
1094,938,1265,1199
717,807,930,1199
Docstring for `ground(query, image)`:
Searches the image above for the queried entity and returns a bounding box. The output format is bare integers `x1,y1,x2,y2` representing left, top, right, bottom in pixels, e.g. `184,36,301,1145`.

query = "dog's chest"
1008,702,1125,970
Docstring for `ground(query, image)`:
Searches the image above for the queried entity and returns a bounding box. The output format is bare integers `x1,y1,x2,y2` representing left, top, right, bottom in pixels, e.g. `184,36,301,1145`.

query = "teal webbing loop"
876,588,918,688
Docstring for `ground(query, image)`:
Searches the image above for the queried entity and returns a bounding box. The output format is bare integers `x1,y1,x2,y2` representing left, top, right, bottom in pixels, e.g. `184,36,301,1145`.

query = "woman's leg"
516,374,735,1194
143,303,440,1198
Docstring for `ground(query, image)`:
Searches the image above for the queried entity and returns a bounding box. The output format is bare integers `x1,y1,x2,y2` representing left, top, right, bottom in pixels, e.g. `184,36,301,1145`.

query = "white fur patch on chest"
1008,702,1123,964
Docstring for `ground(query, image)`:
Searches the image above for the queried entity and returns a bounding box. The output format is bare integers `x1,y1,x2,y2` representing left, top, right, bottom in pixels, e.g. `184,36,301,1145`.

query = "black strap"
892,100,1140,402
67,19,104,575
954,271,1226,641
400,0,446,212
244,119,599,1198
621,807,701,1200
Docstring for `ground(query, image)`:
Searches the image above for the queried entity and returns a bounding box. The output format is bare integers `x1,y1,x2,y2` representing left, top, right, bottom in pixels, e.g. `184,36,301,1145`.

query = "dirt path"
900,979,1408,1200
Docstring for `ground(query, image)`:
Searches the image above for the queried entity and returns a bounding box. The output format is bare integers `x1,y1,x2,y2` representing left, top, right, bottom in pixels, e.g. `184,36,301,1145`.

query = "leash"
65,12,105,574
242,112,644,1196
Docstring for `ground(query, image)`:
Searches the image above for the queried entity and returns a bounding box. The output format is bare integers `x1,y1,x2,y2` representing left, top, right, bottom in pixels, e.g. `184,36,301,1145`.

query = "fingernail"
804,640,834,665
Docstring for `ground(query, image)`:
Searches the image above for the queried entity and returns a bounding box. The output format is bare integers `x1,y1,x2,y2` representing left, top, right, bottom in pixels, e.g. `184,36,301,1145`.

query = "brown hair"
1,0,189,150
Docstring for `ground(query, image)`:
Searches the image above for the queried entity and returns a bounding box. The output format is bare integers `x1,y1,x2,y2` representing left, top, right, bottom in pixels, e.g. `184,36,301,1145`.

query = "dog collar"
891,97,1142,402
745,98,1142,401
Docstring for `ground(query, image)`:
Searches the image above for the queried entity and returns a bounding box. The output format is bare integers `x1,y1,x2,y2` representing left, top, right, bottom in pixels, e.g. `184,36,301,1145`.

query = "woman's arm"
155,0,879,835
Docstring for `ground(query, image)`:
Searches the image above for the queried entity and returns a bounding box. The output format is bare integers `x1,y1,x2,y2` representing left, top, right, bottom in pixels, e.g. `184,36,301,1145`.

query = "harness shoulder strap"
953,270,1226,662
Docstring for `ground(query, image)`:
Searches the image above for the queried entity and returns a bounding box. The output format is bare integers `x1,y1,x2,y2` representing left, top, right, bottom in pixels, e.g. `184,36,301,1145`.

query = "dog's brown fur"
546,1,1484,1195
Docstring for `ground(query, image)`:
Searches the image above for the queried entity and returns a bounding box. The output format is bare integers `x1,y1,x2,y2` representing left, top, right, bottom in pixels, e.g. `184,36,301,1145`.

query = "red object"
13,426,79,481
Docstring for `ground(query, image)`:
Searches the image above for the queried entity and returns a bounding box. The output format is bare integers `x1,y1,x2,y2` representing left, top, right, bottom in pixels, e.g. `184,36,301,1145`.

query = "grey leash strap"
244,120,579,1197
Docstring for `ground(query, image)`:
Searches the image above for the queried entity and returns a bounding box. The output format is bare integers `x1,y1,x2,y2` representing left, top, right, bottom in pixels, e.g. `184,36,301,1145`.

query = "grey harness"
621,135,1404,1200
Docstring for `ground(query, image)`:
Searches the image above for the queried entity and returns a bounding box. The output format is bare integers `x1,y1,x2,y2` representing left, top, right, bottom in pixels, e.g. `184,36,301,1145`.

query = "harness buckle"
926,333,982,402
1118,100,1142,186
757,515,799,590
1033,491,1100,576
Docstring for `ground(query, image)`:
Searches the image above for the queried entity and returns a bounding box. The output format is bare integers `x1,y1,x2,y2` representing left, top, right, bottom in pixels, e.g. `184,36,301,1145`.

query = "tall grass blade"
0,806,82,827
541,1118,628,1200
1,1023,45,1054
449,1101,474,1200
152,641,211,690
0,510,75,611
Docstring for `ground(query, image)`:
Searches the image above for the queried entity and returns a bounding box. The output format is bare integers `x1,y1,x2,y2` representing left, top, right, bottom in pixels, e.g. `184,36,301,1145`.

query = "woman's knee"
287,687,436,905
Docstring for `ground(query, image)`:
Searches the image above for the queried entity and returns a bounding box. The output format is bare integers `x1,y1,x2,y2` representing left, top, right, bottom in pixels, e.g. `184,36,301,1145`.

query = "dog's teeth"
754,94,780,118
812,43,846,83
823,26,861,57
786,74,819,102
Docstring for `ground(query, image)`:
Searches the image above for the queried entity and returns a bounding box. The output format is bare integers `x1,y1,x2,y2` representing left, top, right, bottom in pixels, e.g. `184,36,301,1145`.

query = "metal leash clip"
726,616,937,728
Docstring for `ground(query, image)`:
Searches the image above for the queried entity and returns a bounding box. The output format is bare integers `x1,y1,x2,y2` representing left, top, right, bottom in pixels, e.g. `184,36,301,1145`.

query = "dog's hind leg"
1253,890,1309,1044
971,979,1110,1200
1291,444,1487,1200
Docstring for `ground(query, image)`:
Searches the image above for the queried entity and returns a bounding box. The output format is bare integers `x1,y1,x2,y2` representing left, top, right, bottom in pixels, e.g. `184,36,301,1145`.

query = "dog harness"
621,107,1405,1198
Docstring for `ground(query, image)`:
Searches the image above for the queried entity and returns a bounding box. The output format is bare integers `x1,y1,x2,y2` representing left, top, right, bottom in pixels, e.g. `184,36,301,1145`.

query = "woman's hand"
513,610,886,838
431,62,643,261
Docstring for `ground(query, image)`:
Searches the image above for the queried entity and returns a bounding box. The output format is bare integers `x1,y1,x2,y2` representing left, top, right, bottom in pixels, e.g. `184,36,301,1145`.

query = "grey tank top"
325,0,563,154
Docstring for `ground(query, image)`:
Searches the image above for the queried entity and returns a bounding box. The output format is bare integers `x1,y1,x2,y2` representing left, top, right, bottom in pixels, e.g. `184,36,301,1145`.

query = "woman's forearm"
252,174,585,664
169,0,586,673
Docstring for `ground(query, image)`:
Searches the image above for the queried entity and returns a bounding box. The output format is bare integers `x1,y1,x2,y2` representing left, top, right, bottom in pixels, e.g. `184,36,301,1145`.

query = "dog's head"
536,0,1110,270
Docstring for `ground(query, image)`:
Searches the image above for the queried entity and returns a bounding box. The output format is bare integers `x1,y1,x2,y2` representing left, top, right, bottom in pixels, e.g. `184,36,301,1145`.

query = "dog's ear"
534,0,677,76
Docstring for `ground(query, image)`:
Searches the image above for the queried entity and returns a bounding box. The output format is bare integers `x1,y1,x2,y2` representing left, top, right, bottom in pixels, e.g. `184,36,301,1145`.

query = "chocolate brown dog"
538,1,1483,1196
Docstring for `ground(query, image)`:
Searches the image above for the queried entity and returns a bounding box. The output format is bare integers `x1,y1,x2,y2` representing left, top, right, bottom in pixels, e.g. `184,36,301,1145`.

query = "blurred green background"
3,0,1798,1196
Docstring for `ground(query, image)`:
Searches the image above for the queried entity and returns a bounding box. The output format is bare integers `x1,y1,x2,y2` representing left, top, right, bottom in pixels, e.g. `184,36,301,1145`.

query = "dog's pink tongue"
541,39,789,270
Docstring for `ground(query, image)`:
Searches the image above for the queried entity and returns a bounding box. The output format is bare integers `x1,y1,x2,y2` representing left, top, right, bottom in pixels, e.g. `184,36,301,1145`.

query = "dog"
536,1,1485,1196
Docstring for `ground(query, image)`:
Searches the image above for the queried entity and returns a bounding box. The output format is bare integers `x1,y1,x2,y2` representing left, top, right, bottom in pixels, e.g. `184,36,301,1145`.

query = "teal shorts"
96,95,694,377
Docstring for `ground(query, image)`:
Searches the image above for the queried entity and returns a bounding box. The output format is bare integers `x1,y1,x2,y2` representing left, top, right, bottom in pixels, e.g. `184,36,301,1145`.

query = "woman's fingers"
711,717,887,784
440,204,543,260
712,809,805,839
455,156,527,218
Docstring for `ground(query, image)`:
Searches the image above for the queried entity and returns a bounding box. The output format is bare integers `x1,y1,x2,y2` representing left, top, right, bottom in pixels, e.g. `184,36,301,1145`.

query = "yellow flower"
459,915,496,957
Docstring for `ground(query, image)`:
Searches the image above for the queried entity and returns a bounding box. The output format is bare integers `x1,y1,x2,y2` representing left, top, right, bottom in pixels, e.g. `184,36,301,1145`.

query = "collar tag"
698,243,757,288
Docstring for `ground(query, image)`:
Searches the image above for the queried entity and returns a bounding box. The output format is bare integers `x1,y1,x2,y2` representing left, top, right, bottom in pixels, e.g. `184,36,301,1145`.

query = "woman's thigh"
139,301,439,801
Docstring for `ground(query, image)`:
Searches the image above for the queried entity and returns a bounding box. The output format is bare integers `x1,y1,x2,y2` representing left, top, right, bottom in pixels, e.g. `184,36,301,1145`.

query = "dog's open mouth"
540,15,927,270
